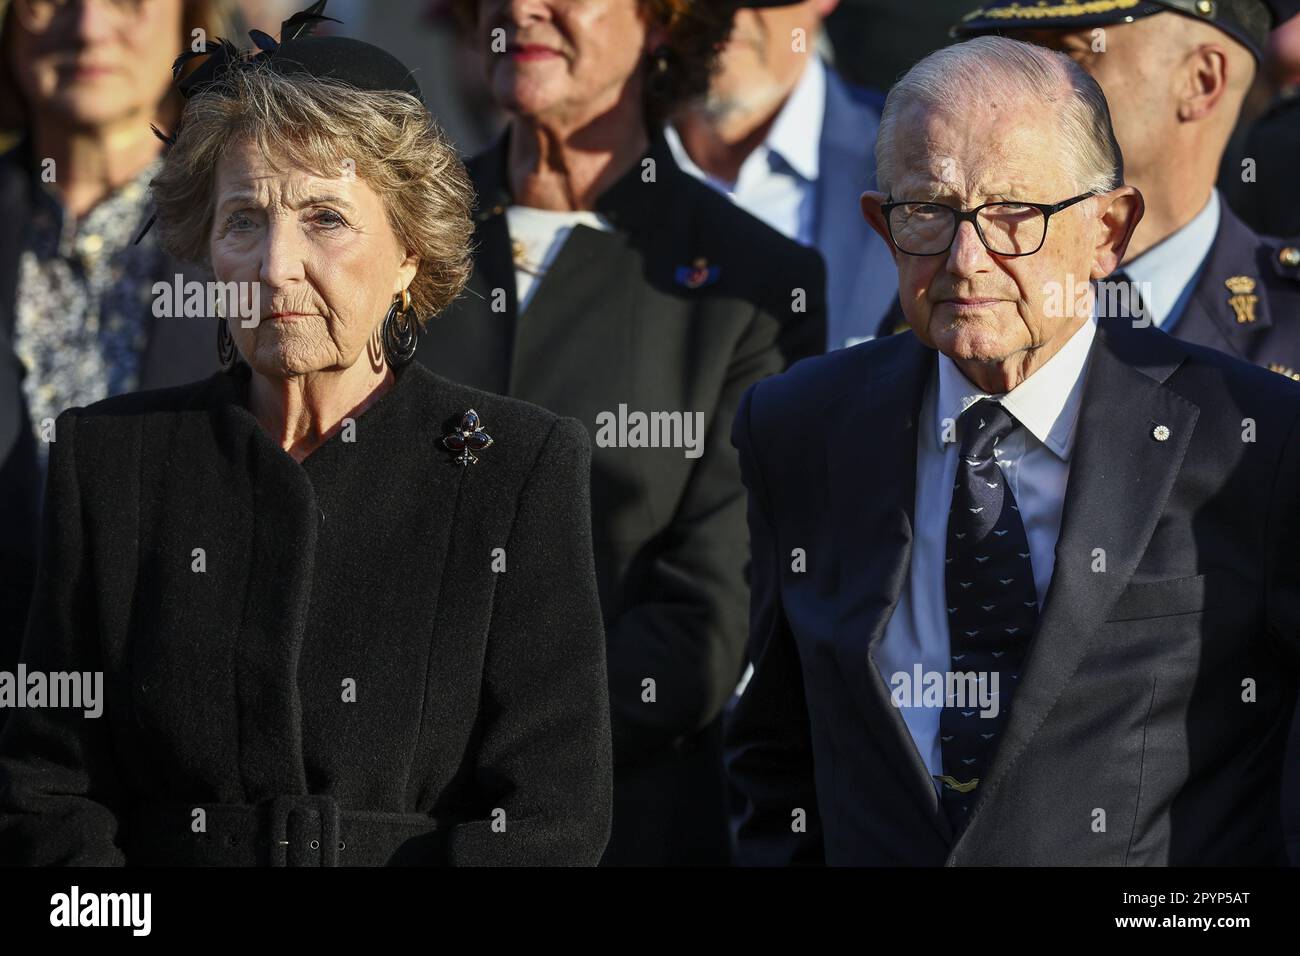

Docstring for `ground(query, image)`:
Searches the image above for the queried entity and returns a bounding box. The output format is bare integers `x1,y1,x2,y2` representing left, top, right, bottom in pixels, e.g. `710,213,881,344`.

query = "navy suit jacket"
727,318,1300,865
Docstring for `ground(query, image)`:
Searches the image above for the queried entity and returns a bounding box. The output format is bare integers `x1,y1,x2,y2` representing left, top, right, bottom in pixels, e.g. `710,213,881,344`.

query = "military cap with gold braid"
952,1,1300,62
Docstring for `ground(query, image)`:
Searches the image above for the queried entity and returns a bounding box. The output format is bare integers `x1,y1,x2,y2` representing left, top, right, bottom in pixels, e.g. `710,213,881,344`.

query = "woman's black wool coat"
0,361,614,865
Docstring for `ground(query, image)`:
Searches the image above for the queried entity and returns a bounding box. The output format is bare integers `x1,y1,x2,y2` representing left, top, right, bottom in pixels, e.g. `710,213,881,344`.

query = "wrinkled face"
210,137,418,379
8,0,182,127
881,100,1100,366
475,0,662,125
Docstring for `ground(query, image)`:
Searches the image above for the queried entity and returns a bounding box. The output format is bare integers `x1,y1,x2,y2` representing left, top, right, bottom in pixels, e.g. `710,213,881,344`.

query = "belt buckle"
268,795,341,867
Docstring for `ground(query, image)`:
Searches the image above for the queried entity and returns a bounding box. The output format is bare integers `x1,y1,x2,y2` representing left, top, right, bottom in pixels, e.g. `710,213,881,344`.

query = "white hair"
875,36,1123,198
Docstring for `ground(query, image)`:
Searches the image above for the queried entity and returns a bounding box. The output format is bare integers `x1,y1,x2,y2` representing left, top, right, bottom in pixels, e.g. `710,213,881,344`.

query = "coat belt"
126,796,444,866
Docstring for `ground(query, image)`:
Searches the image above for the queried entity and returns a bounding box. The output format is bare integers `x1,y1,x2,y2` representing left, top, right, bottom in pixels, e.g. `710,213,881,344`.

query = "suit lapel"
508,135,670,404
507,224,637,401
826,332,954,842
417,130,670,404
952,318,1198,855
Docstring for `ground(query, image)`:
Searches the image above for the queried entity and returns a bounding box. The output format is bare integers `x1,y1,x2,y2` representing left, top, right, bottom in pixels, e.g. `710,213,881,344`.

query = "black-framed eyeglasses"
880,193,1095,257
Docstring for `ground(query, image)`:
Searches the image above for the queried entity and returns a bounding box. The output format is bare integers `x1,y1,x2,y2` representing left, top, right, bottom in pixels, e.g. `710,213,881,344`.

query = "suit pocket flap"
1105,572,1237,622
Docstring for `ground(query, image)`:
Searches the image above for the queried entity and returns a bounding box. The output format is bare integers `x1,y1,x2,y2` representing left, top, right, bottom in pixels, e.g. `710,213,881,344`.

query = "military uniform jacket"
1172,202,1300,381
0,362,613,865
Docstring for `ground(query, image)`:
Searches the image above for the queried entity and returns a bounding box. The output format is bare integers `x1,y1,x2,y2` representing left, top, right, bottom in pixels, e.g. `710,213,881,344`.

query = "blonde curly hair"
150,62,474,326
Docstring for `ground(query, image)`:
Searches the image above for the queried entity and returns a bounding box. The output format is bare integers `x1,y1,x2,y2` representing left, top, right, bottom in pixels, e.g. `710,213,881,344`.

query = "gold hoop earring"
382,293,418,367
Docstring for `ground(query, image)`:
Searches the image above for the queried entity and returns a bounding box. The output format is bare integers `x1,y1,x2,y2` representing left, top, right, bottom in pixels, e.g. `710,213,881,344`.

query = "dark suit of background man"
727,35,1300,865
667,0,896,349
956,0,1300,867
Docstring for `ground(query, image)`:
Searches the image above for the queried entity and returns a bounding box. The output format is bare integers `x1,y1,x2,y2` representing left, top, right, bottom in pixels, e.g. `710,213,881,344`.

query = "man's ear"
1090,185,1144,278
1177,44,1230,122
861,190,898,258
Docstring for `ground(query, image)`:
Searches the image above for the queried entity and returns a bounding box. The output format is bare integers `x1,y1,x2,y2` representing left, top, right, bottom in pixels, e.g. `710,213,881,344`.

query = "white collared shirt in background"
873,314,1099,787
1121,190,1220,333
664,56,826,246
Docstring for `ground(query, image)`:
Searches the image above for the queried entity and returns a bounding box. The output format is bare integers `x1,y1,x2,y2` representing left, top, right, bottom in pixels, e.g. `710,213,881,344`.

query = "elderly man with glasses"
725,34,1300,866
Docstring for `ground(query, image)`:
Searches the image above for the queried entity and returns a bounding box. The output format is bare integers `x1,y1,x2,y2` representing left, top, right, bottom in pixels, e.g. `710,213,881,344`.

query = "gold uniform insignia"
960,0,1145,23
1224,275,1258,324
1270,364,1300,382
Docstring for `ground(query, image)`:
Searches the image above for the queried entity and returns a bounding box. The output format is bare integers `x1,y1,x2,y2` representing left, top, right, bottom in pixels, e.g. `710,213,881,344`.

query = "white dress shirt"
1121,190,1220,333
504,206,613,313
663,56,826,245
873,314,1098,789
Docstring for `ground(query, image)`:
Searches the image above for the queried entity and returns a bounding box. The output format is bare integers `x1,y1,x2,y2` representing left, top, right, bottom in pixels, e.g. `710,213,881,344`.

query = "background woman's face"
9,0,182,128
476,0,659,127
209,137,418,379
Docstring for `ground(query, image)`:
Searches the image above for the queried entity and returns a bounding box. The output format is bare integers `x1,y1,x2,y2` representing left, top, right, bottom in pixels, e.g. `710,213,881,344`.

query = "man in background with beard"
666,0,897,350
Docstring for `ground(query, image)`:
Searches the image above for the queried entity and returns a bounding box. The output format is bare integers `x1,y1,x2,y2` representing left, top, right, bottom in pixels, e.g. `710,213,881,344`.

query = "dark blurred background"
823,0,972,90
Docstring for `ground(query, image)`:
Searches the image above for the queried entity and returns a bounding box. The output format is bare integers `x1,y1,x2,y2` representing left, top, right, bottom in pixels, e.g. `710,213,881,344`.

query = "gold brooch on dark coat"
443,409,493,466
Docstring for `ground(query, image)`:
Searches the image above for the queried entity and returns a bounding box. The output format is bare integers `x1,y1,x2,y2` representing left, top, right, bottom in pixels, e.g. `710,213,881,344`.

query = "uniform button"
1279,247,1300,268
81,233,103,256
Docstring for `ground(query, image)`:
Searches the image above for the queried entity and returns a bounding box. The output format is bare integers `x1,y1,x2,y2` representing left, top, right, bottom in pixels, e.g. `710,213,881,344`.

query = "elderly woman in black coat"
0,18,612,867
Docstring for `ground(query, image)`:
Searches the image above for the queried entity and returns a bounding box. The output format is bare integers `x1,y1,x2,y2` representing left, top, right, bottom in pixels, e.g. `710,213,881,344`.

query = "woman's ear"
1090,185,1144,279
396,251,420,298
861,190,898,259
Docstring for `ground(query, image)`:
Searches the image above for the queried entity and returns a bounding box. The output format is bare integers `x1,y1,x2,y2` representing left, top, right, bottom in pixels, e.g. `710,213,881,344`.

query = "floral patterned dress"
13,160,166,469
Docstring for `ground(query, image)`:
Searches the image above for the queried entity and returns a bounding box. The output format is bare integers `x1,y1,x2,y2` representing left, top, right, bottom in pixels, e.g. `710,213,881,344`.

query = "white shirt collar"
1120,190,1221,328
664,55,826,186
934,313,1098,461
764,54,824,183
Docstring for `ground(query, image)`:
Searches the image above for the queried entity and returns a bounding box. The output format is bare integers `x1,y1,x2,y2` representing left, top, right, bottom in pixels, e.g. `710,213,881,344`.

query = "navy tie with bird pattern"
939,398,1039,832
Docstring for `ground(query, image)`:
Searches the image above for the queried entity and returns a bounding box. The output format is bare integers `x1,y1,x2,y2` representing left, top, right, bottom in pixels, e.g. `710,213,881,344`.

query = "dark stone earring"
381,289,418,367
647,44,672,98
